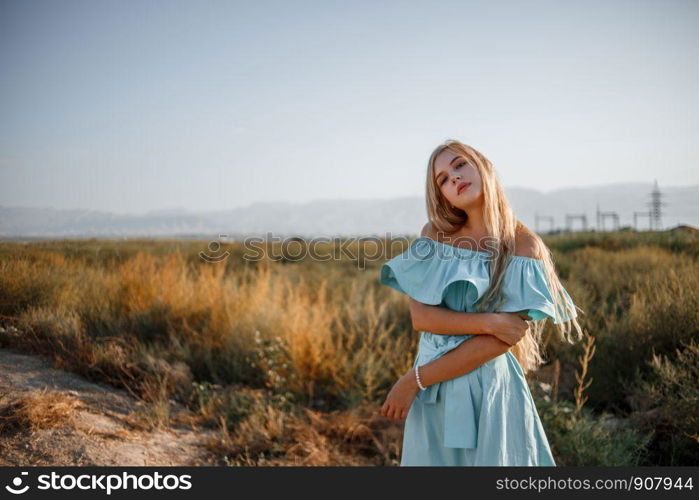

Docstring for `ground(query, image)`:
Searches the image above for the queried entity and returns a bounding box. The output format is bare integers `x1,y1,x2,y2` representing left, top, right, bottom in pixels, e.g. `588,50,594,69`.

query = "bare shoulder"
514,225,543,259
420,221,437,239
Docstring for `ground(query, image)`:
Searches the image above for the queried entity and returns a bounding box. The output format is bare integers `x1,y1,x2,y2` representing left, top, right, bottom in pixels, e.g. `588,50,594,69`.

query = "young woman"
378,139,584,466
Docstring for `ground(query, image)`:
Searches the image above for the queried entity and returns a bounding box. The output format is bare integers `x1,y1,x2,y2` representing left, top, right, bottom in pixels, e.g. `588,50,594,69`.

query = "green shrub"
532,381,652,466
627,340,699,465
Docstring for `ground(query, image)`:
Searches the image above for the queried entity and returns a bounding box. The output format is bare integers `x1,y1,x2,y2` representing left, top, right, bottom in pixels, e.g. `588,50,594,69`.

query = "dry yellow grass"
0,388,84,434
0,231,696,465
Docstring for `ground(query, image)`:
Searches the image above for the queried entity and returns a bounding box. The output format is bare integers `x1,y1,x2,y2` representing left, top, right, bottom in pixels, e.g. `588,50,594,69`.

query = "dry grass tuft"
0,388,84,434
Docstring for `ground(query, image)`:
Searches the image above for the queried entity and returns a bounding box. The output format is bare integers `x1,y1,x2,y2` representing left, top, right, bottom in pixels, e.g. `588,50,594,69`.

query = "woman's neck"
460,207,487,239
443,208,489,249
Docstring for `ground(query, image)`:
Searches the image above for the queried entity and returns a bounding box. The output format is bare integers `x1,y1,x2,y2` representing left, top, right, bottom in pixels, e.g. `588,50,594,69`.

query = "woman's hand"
379,369,420,420
487,312,531,346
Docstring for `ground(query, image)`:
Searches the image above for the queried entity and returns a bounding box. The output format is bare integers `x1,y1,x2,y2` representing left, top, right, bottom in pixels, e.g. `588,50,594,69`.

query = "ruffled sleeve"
379,237,491,306
498,257,578,324
379,237,578,324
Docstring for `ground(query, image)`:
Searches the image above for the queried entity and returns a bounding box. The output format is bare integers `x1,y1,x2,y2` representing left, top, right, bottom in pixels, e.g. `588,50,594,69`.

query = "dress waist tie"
413,332,482,449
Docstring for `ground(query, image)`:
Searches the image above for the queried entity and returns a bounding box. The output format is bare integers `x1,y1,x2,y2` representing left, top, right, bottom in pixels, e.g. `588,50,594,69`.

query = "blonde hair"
425,139,584,374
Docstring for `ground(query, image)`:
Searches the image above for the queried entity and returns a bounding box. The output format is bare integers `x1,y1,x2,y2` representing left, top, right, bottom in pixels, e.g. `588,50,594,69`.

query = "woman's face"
433,150,483,210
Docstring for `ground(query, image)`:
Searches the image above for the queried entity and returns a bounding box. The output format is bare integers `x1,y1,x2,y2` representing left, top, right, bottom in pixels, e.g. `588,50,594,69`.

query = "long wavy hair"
425,139,584,374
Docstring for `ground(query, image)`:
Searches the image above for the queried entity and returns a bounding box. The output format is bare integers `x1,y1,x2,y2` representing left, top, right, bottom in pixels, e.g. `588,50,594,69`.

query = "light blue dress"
379,236,578,466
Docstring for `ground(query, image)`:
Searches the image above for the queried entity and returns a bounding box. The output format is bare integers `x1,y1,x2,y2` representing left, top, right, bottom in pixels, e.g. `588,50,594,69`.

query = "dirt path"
0,347,218,466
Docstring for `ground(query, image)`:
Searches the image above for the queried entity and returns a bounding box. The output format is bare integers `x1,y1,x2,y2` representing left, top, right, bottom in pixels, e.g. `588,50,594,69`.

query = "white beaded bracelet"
415,365,426,390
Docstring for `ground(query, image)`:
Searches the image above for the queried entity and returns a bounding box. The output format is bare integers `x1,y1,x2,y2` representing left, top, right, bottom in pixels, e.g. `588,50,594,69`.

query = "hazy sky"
1,0,697,215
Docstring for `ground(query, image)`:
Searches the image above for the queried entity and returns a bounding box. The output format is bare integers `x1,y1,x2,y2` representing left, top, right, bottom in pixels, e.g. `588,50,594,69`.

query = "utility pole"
647,179,666,230
535,213,555,234
633,210,652,230
565,214,588,232
596,203,620,232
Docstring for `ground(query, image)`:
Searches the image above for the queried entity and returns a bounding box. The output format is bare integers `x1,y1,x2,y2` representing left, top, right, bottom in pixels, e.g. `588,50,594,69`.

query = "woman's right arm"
408,298,531,388
409,298,529,346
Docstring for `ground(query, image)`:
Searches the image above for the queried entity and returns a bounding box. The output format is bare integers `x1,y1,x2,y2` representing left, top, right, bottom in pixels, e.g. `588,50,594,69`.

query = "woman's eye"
438,162,467,185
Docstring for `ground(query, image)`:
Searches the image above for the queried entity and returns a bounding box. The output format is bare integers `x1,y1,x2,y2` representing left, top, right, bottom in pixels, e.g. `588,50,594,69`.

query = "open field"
0,228,697,465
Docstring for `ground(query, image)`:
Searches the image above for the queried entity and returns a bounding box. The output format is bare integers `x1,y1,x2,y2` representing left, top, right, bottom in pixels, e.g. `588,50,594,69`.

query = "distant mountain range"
1,183,697,240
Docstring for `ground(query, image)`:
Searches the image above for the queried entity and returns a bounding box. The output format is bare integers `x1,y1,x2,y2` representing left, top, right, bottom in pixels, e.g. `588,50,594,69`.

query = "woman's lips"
457,182,471,194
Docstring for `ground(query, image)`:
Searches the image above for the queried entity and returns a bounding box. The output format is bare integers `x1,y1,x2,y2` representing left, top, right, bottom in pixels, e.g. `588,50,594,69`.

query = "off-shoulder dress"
379,236,577,466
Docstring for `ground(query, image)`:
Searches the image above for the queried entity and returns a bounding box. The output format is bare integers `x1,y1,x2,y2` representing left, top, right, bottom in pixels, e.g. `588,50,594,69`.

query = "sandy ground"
0,347,219,466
